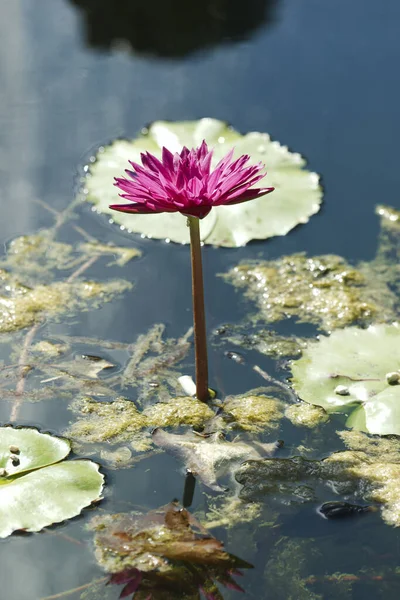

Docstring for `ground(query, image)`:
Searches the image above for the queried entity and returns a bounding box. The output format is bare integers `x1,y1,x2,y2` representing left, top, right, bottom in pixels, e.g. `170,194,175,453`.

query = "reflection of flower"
92,502,252,600
109,565,245,600
110,141,274,219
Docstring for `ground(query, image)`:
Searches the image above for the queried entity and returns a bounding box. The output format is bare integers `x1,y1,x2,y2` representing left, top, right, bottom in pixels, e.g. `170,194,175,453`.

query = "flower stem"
188,216,209,402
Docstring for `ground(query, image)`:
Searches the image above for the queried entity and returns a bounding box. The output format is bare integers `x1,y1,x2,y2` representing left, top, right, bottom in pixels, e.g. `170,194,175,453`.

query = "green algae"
144,396,214,427
357,204,400,319
1,233,142,285
338,429,400,459
236,428,400,527
224,254,377,331
4,234,79,281
67,397,147,444
285,403,329,428
212,323,305,358
67,395,214,463
264,539,323,600
0,278,131,333
67,384,286,469
222,391,285,432
328,430,400,527
203,495,263,529
31,340,67,357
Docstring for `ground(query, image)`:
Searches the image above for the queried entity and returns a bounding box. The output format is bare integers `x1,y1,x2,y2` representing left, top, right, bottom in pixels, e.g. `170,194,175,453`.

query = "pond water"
1,0,400,599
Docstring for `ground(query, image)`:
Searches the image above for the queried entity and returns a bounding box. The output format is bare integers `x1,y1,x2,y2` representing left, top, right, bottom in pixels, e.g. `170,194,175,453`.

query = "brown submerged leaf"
90,502,252,599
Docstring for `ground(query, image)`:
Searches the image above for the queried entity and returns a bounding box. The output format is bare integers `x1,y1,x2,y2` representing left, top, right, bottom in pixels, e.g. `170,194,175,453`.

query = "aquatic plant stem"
10,321,42,422
39,577,108,600
188,217,209,402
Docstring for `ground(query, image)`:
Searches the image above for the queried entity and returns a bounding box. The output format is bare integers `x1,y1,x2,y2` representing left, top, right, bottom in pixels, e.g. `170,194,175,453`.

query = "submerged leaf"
290,323,400,434
152,429,280,491
90,502,252,598
0,426,104,537
83,118,322,247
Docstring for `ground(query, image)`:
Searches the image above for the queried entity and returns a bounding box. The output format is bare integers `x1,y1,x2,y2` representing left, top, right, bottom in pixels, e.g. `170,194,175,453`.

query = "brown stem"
10,321,42,422
188,217,209,402
66,255,99,283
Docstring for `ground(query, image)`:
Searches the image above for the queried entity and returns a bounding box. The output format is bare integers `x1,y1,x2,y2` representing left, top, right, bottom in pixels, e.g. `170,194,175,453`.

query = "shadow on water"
69,0,280,57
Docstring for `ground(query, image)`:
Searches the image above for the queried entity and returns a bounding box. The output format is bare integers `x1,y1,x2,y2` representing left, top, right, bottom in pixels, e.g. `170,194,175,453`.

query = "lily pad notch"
0,426,104,537
83,118,323,247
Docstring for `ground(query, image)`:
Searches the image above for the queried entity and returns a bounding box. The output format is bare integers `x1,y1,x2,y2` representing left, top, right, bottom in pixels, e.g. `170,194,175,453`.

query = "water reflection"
69,0,279,57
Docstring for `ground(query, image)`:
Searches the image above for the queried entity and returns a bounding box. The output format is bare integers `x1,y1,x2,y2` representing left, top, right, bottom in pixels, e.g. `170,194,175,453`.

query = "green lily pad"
0,427,104,537
83,118,322,247
290,324,400,434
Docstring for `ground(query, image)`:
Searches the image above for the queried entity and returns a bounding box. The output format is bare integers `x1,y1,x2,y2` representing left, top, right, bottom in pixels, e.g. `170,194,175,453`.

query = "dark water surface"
1,0,400,598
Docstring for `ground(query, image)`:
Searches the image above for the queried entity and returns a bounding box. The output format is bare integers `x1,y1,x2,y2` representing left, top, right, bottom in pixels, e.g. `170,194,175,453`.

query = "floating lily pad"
83,118,322,247
290,324,400,434
0,427,104,537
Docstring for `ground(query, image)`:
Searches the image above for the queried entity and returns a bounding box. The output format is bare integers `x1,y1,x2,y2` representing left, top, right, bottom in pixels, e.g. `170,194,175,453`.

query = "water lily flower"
110,141,274,219
110,141,274,403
